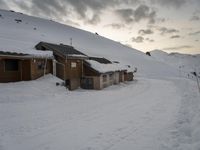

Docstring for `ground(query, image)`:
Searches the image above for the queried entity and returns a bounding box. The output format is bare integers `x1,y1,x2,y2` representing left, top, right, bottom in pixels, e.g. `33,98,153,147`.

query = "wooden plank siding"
30,59,52,80
54,54,83,90
0,56,52,83
0,59,21,82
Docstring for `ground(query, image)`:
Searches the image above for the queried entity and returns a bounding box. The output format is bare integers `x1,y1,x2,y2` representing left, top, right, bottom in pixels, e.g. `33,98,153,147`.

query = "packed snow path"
0,75,198,150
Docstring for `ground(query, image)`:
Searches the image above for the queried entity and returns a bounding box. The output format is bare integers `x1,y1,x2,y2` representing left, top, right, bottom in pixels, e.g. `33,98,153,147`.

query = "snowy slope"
150,50,200,78
0,9,179,78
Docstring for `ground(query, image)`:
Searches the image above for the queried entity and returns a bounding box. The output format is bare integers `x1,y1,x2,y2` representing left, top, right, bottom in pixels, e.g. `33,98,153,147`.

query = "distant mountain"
150,50,200,77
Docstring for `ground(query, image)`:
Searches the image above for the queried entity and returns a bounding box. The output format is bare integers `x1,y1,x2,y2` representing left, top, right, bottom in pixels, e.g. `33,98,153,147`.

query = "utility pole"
192,71,200,93
197,75,200,93
70,38,72,46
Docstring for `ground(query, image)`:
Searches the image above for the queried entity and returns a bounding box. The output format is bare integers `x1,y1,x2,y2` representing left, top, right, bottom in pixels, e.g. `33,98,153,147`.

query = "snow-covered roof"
86,59,132,73
0,49,53,58
67,54,88,58
35,42,88,58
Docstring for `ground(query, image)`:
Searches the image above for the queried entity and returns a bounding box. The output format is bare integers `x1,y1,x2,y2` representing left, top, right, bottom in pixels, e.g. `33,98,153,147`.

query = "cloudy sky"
0,0,200,54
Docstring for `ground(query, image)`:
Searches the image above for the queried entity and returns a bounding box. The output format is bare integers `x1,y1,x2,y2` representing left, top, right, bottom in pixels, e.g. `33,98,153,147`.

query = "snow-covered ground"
0,75,199,150
150,50,200,78
0,9,200,150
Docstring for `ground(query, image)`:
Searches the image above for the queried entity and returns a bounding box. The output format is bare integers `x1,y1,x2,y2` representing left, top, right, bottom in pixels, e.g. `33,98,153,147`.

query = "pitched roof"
89,57,112,64
35,42,87,58
0,49,53,58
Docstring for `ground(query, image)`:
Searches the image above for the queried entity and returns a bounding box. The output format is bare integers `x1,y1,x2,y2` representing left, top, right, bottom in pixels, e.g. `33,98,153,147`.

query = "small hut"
81,57,128,90
35,42,88,90
0,49,52,82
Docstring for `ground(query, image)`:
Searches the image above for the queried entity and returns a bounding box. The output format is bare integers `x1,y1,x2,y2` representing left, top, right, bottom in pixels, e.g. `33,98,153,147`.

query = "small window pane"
5,60,19,71
37,61,45,70
71,62,76,68
103,75,107,82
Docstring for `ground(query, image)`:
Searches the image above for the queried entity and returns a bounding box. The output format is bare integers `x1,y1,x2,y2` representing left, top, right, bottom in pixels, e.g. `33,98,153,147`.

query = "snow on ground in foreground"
160,78,200,150
0,74,199,150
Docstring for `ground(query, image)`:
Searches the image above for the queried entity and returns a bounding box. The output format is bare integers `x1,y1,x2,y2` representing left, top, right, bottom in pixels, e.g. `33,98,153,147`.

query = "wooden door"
22,60,31,81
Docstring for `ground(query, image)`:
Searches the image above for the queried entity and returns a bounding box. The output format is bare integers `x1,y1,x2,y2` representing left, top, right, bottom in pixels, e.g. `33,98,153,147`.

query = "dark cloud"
189,31,200,36
115,5,157,24
190,11,200,21
31,0,66,15
85,13,101,25
170,35,181,39
104,23,125,29
151,0,187,8
66,0,103,20
149,25,179,35
156,26,179,35
132,36,144,43
162,45,193,51
1,0,143,25
190,15,200,21
0,0,8,9
115,9,134,23
16,1,31,11
145,38,154,42
138,29,154,35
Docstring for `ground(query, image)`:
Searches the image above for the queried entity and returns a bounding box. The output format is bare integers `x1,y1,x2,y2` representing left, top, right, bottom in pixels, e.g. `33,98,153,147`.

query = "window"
103,75,107,82
71,62,77,68
5,59,19,71
37,61,45,70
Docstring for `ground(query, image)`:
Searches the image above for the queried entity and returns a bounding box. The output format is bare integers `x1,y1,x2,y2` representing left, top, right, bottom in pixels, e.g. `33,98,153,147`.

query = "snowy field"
0,75,199,150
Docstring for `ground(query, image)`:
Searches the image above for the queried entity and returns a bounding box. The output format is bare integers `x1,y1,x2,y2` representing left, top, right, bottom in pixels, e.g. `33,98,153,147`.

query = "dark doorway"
81,77,94,89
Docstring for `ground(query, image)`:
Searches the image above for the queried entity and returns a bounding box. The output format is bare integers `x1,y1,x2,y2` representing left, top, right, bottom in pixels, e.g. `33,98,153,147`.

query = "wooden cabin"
35,42,88,90
124,72,134,81
81,57,127,90
124,66,136,81
0,51,52,82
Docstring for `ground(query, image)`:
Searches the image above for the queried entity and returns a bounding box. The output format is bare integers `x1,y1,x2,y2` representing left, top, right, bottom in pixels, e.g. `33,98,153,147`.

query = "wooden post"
53,59,56,76
43,58,47,76
20,60,23,81
196,75,200,93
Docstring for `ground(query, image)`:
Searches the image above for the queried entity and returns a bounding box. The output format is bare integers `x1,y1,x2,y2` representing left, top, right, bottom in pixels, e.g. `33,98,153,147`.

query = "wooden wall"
30,59,52,80
119,71,125,82
0,57,52,83
65,59,82,80
54,54,83,90
124,72,134,81
0,59,21,82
